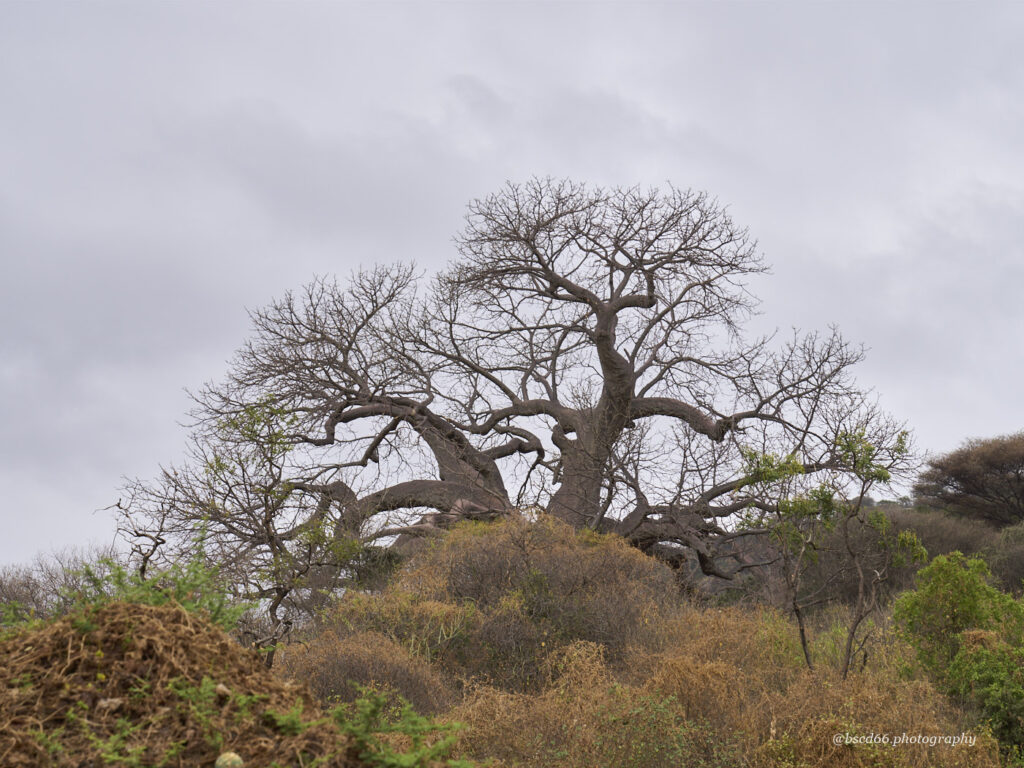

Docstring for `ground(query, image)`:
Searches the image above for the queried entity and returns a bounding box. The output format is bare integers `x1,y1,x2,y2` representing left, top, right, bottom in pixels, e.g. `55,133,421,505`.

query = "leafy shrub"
893,552,1024,760
893,552,1024,678
1,550,251,639
0,546,124,624
946,631,1024,753
73,556,250,632
335,689,473,768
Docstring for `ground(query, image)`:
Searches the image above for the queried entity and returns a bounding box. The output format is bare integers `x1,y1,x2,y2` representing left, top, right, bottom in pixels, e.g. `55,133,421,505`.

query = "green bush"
893,552,1024,677
69,556,252,632
894,552,1024,760
334,688,474,768
947,633,1024,754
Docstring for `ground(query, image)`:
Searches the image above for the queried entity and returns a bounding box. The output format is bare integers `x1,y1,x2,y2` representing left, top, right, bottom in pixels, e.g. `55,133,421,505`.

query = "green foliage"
835,428,907,483
893,552,1024,678
767,484,838,554
215,395,299,462
167,676,226,750
30,725,65,756
739,448,805,487
85,717,146,766
263,700,310,736
334,688,473,768
0,600,44,635
947,636,1024,752
894,552,1024,758
69,553,251,632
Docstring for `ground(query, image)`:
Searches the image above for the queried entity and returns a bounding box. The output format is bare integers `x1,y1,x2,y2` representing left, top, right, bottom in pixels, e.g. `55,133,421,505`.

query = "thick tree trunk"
548,449,606,527
547,380,633,528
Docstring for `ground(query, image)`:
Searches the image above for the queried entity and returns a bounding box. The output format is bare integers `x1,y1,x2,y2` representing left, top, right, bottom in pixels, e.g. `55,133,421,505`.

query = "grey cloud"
1,1,1023,562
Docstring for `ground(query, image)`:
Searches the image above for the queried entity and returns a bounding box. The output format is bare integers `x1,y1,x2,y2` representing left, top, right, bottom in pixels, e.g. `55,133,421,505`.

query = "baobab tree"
120,179,908,626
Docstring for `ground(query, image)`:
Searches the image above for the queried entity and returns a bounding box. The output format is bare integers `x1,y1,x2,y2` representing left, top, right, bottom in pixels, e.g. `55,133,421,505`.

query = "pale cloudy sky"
1,2,1022,563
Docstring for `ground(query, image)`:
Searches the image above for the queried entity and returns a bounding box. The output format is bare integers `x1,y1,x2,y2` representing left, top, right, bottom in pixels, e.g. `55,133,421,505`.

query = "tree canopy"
915,432,1024,527
119,179,907,627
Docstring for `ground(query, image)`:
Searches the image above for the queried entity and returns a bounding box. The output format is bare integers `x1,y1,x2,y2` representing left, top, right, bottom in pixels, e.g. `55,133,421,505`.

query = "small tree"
745,430,924,677
915,432,1024,527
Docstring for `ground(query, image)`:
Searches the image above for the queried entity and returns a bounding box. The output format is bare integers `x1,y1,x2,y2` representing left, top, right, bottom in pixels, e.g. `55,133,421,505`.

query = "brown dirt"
0,602,365,767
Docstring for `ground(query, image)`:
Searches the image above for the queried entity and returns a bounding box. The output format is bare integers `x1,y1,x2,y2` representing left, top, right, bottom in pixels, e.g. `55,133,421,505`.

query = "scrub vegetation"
4,181,1023,766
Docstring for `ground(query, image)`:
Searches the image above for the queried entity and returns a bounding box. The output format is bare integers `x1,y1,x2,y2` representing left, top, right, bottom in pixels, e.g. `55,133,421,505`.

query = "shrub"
330,516,679,690
946,631,1024,753
893,552,1024,678
335,689,474,768
0,545,124,623
277,630,455,714
403,517,677,648
889,510,1024,593
986,521,1024,593
333,590,480,668
752,669,999,768
888,508,999,560
641,603,806,689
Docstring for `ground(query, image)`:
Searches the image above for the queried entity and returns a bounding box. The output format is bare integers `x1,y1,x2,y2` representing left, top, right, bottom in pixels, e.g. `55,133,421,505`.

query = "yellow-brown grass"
449,641,737,768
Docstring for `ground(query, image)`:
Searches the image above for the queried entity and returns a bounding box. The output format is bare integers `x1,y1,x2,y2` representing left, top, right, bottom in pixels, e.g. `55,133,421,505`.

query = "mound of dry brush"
0,601,364,767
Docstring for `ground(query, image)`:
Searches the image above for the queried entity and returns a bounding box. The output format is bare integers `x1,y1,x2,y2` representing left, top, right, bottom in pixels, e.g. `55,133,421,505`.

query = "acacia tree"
121,179,908,625
915,432,1024,527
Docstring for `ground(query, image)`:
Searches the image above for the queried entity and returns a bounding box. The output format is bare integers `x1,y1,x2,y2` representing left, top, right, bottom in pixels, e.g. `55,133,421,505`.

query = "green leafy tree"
745,430,924,677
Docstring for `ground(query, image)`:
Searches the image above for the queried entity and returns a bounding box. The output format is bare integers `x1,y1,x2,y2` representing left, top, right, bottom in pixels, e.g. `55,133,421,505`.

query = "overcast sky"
1,2,1022,564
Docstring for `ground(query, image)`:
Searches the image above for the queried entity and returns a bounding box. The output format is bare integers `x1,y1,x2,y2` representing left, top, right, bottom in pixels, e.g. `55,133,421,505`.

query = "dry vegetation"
276,516,1005,768
0,602,363,767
